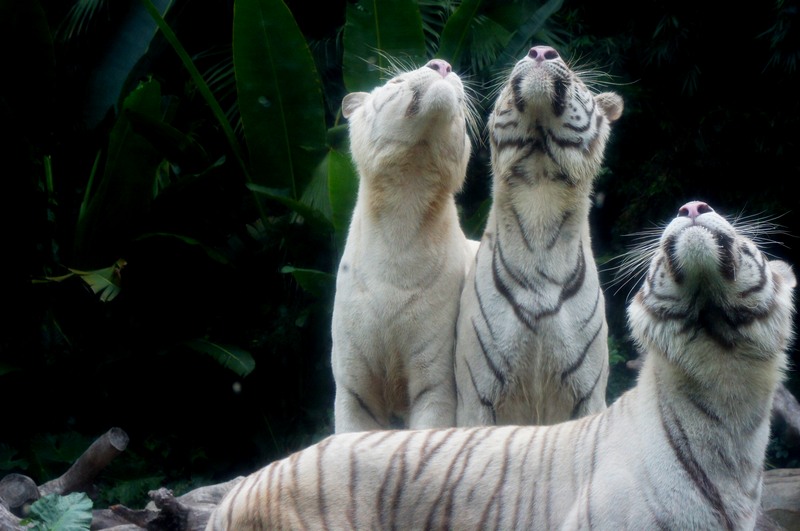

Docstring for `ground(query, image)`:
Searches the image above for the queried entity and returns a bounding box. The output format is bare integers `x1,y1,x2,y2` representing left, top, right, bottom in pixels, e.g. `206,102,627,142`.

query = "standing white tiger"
330,59,477,432
206,200,796,530
455,46,623,426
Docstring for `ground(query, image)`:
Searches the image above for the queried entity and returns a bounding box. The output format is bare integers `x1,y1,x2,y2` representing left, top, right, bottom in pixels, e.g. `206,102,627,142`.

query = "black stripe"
224,472,250,529
545,211,571,249
512,429,539,529
547,128,583,149
543,422,561,528
511,74,526,112
495,232,536,291
474,270,500,342
348,388,383,428
347,432,375,528
739,247,767,298
425,428,493,528
491,132,543,156
551,77,568,116
383,434,412,530
405,87,421,116
714,232,736,280
563,91,595,132
585,414,602,528
569,359,606,420
562,320,603,383
472,318,507,388
465,358,497,423
658,394,734,530
316,438,332,531
580,288,602,327
492,243,538,331
559,245,587,301
479,427,520,528
413,428,457,481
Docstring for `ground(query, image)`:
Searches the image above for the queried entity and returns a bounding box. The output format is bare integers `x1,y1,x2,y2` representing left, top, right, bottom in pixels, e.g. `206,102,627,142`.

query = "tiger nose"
528,45,559,62
426,59,452,78
678,201,714,220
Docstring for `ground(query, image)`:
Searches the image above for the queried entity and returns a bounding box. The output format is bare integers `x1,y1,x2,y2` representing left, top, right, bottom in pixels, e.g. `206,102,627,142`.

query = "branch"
39,427,129,496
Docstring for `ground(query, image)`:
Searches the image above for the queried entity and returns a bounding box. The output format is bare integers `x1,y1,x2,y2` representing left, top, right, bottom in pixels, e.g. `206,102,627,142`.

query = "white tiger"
455,45,623,426
330,59,477,433
206,200,796,530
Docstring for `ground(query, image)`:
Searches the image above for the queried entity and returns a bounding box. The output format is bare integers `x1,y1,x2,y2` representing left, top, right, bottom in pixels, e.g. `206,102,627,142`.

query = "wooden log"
39,427,129,497
0,473,39,515
762,468,800,530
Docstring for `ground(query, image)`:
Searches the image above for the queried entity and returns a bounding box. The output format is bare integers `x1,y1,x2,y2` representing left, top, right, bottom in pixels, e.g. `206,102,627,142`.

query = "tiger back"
206,200,796,530
330,59,477,432
454,46,623,426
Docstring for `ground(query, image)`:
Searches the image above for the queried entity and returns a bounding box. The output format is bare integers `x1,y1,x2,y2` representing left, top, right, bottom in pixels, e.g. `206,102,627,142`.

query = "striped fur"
206,201,796,530
331,60,477,433
455,46,623,426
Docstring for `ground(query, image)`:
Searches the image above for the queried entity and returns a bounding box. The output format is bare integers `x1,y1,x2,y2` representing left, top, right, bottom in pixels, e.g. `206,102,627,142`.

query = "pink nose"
426,59,452,78
527,45,559,62
678,201,714,220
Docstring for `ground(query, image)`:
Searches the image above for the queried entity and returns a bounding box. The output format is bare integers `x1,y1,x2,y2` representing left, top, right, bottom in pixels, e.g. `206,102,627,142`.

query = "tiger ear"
342,92,369,119
595,92,624,123
771,260,797,289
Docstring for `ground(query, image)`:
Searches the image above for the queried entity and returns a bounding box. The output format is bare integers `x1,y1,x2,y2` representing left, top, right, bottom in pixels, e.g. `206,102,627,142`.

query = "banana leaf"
437,0,483,70
74,79,165,267
342,0,427,93
233,0,327,200
184,338,255,377
327,147,358,253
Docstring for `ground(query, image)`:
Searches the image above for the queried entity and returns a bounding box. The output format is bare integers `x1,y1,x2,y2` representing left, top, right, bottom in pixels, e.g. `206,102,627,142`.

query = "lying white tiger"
206,200,796,530
330,59,477,432
455,46,623,426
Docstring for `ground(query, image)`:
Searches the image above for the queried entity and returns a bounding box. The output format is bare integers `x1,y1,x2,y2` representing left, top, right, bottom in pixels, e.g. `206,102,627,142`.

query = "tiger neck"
641,351,778,475
358,170,461,247
490,185,592,255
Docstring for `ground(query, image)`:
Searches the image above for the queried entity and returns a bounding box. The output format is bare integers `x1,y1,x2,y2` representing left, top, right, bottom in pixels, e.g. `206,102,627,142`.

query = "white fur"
331,63,476,432
207,205,795,531
455,49,623,426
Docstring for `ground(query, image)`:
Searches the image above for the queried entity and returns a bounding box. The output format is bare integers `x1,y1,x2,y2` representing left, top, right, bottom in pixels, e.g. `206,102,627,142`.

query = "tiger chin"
455,46,623,426
205,200,795,530
330,59,477,433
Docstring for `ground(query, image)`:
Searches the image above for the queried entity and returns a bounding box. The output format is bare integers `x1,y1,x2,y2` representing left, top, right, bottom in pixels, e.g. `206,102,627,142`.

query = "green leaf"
184,338,255,377
462,196,491,240
437,0,483,70
24,492,93,531
498,0,564,65
328,148,359,252
281,266,335,297
343,0,427,92
124,109,210,174
247,184,334,234
300,157,335,226
74,79,164,265
0,443,28,472
66,259,127,303
233,0,327,199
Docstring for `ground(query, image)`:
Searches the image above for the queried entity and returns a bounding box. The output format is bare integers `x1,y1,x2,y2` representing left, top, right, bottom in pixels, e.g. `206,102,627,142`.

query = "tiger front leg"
405,338,458,429
454,332,501,426
332,379,389,433
331,342,393,433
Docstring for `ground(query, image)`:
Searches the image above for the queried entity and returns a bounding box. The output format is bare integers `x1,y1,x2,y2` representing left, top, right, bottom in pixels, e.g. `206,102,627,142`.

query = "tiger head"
341,59,472,194
490,46,623,189
628,201,796,381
